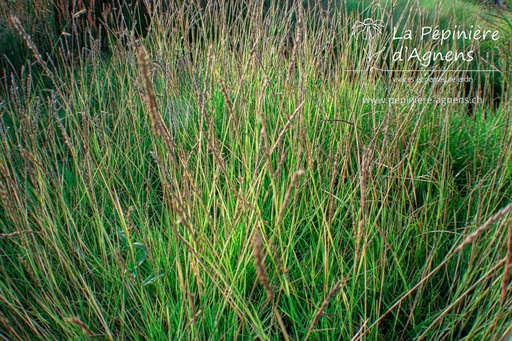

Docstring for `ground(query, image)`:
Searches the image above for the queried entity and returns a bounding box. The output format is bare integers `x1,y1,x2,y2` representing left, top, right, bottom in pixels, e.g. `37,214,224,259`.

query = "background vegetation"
0,0,511,340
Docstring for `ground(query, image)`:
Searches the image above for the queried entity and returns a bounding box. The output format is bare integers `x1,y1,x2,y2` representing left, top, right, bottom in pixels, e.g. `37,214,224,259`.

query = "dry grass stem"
0,311,10,327
252,227,291,341
63,317,95,337
0,230,39,239
269,100,305,155
51,92,76,160
277,169,305,226
501,222,512,304
135,44,176,156
9,16,45,68
305,280,343,341
456,202,512,252
9,15,59,89
252,228,273,302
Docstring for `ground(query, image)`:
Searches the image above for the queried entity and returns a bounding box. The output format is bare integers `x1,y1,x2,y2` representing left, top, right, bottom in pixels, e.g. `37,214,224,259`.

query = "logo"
351,18,385,62
349,17,503,72
351,18,384,40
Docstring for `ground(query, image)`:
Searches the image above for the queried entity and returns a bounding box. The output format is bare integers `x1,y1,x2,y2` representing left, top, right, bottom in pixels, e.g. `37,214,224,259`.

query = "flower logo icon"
350,18,385,62
351,18,385,40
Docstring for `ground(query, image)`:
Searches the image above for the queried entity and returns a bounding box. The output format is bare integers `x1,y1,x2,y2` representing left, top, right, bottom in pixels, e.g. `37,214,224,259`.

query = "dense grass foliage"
1,1,511,340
